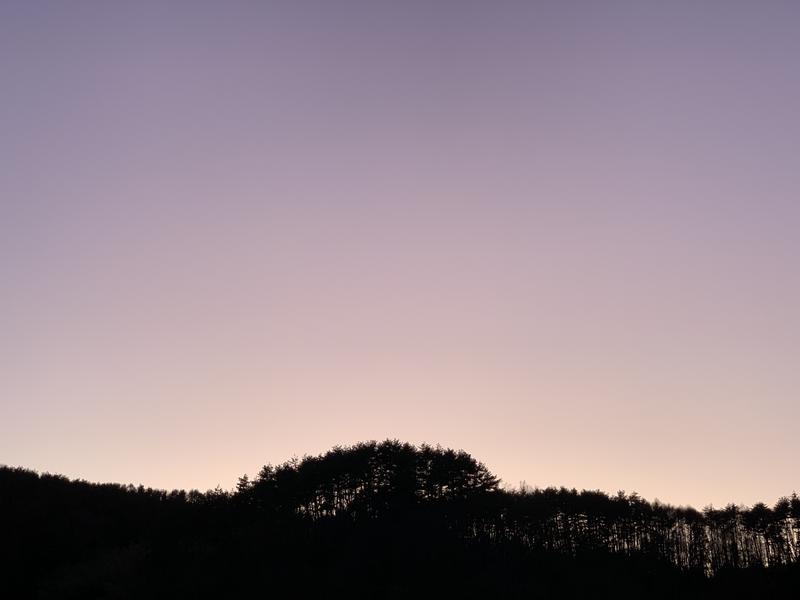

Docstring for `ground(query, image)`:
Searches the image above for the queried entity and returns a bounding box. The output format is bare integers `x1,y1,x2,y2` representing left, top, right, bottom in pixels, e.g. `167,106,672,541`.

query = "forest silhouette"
2,440,799,598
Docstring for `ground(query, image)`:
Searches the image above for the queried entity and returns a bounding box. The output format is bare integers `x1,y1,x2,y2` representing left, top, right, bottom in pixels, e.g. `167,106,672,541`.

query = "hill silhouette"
2,440,799,598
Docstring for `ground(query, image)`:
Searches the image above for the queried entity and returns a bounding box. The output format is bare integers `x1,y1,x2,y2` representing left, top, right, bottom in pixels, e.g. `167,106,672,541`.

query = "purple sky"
2,1,799,508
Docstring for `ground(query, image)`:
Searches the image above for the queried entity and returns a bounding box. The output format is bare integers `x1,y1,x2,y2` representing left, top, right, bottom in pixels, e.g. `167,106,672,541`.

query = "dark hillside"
2,440,798,598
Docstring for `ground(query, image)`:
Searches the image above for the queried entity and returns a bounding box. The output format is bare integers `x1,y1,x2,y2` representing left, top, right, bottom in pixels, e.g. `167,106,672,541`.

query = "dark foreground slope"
2,441,799,599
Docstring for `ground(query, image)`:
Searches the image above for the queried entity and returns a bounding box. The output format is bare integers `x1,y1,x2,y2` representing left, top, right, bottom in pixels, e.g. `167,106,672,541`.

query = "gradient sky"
2,1,798,509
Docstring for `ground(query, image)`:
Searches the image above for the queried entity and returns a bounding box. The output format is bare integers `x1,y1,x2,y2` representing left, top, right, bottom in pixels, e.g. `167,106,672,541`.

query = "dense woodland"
2,440,799,598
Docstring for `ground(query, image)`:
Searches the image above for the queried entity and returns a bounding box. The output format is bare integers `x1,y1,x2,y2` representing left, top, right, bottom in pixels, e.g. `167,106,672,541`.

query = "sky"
1,1,798,509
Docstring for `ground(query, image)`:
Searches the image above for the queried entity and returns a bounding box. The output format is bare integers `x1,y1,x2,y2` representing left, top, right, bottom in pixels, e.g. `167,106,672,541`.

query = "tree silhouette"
1,440,798,598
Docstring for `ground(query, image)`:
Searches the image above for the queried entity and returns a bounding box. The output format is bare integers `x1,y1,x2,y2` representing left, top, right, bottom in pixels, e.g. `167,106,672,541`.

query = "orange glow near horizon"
2,1,798,510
